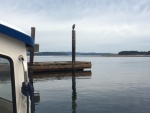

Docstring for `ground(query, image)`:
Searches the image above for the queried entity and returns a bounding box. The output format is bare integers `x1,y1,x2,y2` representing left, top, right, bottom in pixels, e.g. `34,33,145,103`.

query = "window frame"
0,54,17,113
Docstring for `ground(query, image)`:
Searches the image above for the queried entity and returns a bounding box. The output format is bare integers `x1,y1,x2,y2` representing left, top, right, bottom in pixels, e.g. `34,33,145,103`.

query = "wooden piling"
29,27,35,67
72,24,77,109
72,24,76,71
28,27,35,79
29,27,36,113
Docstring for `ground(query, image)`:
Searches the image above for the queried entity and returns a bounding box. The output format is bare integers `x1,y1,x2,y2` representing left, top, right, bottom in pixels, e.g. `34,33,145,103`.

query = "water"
33,56,150,113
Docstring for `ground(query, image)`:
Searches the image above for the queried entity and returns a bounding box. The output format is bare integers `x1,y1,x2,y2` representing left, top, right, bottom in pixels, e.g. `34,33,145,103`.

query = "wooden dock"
29,61,91,73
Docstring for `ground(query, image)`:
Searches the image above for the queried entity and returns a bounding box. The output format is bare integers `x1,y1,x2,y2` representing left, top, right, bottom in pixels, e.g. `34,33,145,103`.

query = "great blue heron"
72,24,75,30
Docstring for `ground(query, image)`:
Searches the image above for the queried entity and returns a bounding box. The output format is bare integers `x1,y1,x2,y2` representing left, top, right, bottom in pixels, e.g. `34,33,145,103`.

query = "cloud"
0,0,150,52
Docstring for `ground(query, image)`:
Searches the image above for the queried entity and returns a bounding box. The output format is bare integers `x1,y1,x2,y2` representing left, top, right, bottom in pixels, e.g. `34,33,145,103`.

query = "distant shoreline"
32,54,150,57
101,55,150,57
27,52,150,57
81,55,150,57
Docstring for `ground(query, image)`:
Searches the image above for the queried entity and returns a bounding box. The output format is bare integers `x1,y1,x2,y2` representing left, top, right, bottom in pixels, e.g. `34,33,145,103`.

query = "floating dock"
29,61,91,73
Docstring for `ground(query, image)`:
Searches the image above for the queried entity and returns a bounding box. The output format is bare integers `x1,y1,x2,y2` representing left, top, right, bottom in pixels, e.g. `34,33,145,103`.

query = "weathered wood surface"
28,61,91,72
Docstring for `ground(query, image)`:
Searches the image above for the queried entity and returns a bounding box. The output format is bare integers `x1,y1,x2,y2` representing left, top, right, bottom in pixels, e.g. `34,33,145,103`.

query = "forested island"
118,51,150,55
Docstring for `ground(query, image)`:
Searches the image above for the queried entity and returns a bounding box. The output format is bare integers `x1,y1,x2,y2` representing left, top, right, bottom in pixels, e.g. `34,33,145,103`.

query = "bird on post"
72,24,75,30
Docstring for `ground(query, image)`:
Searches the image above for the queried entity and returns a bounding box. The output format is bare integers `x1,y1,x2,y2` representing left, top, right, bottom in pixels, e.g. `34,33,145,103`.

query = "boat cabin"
0,21,34,113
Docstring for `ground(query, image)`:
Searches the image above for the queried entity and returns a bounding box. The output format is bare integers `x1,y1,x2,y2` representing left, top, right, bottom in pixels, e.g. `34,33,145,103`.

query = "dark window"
0,55,16,113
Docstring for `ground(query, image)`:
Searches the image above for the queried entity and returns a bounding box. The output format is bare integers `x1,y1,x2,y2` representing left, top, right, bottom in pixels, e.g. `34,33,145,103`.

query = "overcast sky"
0,0,150,53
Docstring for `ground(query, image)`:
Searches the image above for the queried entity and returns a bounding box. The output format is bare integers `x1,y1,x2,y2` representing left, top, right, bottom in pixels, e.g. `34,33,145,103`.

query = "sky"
0,0,150,53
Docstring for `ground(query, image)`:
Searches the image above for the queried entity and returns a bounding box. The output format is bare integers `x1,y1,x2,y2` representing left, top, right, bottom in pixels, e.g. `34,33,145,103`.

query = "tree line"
118,51,150,55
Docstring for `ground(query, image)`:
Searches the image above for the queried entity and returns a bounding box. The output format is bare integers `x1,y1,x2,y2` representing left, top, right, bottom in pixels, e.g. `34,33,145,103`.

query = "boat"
0,21,34,113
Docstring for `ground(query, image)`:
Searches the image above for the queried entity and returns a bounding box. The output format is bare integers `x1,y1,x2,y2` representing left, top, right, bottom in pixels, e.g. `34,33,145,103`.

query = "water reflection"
72,71,77,113
0,69,12,101
32,71,91,81
32,71,91,106
0,71,11,83
34,93,40,105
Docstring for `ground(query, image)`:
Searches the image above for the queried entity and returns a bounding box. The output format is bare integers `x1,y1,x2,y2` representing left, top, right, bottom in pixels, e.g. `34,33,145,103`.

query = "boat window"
0,56,15,113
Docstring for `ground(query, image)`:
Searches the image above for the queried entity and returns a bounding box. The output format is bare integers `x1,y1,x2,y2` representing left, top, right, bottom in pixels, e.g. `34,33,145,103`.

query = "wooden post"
29,27,35,82
72,24,76,99
72,24,76,72
29,27,35,113
29,27,35,67
72,24,77,113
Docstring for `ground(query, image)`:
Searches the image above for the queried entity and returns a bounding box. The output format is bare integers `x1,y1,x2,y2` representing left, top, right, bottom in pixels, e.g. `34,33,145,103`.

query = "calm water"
33,56,150,113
